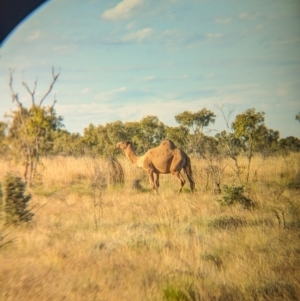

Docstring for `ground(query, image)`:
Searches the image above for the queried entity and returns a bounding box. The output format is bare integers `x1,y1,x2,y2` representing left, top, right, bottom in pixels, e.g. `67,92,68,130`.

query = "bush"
3,174,34,225
217,185,254,209
163,283,198,301
208,216,247,230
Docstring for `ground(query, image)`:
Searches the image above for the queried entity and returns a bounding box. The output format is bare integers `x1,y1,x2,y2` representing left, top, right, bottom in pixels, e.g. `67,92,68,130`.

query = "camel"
116,139,195,193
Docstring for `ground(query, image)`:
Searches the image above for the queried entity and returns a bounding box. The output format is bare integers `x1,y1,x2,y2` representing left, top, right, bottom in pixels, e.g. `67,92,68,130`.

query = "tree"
232,108,265,182
165,125,189,151
0,121,8,157
279,136,300,153
175,108,216,155
52,130,85,156
125,116,166,154
83,121,127,157
6,68,63,186
253,126,280,154
215,130,244,182
136,116,166,151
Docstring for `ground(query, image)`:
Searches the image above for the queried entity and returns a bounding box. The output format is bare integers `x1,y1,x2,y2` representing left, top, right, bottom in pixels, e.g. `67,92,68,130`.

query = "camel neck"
125,145,139,165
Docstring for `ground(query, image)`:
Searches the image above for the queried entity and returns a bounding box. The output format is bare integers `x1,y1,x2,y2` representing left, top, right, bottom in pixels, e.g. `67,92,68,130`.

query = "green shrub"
3,174,34,225
163,283,198,301
217,185,254,209
209,216,247,230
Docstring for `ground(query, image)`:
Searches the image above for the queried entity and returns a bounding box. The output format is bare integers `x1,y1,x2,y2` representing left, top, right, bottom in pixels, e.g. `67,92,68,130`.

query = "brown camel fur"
116,139,195,193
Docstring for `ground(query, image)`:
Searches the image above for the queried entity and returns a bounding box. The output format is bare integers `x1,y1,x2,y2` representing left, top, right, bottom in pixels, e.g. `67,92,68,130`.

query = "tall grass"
0,154,299,300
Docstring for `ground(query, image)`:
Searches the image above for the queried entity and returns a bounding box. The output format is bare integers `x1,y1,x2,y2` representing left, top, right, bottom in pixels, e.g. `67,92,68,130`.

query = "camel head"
116,140,132,150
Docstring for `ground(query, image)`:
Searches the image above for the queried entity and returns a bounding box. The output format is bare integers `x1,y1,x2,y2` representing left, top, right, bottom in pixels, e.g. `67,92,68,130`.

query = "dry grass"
0,154,300,301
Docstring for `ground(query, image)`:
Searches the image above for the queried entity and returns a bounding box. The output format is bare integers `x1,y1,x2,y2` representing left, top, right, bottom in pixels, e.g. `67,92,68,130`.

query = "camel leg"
154,173,160,189
147,169,158,193
172,170,186,193
183,166,195,192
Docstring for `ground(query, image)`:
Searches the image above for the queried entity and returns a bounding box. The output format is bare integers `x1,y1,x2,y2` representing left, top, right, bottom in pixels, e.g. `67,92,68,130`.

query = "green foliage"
215,130,243,158
249,281,298,301
163,285,189,301
201,253,223,269
0,121,8,157
3,174,33,225
82,116,166,157
52,130,86,156
175,108,216,155
175,108,216,131
208,216,247,230
6,69,63,185
7,105,64,184
232,108,265,140
3,101,300,162
83,121,128,157
131,115,166,153
279,136,300,153
163,283,198,301
217,185,254,209
165,125,189,151
232,108,268,182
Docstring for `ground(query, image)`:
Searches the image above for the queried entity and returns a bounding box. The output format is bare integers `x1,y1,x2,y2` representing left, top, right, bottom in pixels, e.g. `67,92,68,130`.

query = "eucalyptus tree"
0,121,8,157
51,130,85,156
175,108,216,155
231,108,266,182
83,121,125,157
165,125,190,151
125,116,166,154
6,68,63,186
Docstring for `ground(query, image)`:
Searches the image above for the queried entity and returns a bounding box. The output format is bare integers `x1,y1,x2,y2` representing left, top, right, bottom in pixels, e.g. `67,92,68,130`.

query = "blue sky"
0,0,299,138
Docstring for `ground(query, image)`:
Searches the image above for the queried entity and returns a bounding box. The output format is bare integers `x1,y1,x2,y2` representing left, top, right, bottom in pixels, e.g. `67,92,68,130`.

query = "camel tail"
184,155,195,192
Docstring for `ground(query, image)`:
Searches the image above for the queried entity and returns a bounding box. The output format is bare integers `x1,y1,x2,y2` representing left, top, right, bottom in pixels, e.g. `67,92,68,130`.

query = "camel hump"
160,139,177,149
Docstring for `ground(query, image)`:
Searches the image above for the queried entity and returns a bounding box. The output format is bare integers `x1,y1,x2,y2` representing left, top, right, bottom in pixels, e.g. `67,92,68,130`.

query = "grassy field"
0,153,299,301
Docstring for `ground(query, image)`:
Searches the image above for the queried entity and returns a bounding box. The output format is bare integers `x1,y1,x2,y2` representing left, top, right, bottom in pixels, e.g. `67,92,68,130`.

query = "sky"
0,0,300,138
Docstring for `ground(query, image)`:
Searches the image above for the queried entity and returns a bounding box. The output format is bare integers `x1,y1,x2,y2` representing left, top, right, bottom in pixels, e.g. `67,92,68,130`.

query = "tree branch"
22,77,38,106
9,69,22,108
38,67,60,107
50,93,57,111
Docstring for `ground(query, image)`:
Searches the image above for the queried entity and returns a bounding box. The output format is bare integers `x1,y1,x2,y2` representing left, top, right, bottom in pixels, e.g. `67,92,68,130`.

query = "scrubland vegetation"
1,153,299,301
1,69,299,300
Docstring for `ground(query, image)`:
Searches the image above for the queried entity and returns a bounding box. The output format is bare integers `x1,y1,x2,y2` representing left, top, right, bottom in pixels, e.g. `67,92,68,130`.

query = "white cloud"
102,0,142,20
161,29,195,51
27,30,43,42
121,28,153,43
215,17,231,24
205,73,215,78
126,21,136,30
238,12,260,20
81,88,89,95
57,102,114,117
94,87,127,101
53,44,78,56
136,75,156,81
275,37,300,45
163,29,185,42
207,33,223,39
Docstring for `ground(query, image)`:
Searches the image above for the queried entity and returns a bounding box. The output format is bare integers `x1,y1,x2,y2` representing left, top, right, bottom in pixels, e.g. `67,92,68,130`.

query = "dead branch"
216,104,234,130
38,67,60,107
50,93,57,110
9,69,22,108
22,77,38,106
